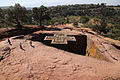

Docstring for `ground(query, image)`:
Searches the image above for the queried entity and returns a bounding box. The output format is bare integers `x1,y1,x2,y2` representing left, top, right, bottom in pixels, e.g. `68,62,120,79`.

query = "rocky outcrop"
86,34,120,62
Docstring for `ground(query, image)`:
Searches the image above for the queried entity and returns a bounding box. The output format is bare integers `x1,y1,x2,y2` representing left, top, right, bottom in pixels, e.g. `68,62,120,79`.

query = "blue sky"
0,0,120,7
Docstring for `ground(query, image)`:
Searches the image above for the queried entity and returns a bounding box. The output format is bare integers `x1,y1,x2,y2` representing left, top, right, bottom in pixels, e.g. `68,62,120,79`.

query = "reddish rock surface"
0,25,120,80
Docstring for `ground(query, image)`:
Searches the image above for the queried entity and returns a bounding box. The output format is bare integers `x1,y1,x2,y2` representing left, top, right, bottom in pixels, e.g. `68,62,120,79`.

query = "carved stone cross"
44,34,76,44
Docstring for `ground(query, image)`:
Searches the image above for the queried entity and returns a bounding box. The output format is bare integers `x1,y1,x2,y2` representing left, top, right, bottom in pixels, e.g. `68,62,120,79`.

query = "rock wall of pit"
86,37,110,62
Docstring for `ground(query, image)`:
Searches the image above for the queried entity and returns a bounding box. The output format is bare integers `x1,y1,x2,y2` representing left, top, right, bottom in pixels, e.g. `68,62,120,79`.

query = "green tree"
6,3,28,28
0,8,4,23
27,10,32,25
32,5,50,29
0,8,8,28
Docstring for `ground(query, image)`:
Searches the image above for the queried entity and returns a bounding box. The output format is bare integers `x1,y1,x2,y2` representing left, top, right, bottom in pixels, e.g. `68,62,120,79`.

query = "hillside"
0,6,33,10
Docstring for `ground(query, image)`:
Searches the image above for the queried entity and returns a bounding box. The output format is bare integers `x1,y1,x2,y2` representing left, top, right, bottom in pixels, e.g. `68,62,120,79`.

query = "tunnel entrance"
31,33,87,55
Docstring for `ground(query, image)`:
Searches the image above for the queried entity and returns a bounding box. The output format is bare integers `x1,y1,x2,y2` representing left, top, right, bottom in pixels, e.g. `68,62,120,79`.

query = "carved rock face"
44,34,76,44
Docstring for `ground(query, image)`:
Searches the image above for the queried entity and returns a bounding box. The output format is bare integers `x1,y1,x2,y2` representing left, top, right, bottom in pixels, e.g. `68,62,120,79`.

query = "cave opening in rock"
31,33,87,55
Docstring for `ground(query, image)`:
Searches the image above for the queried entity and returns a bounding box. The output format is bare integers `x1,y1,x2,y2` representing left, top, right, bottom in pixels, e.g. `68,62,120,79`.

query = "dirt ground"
0,25,120,80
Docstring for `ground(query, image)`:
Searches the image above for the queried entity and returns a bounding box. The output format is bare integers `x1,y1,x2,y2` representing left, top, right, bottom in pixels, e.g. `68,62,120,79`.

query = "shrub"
80,16,90,23
106,28,120,39
73,22,78,27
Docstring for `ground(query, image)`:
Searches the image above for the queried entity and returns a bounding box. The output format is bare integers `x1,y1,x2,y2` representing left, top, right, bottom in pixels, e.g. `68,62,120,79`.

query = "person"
8,38,12,45
19,42,25,51
30,41,35,48
82,29,85,34
8,47,11,53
